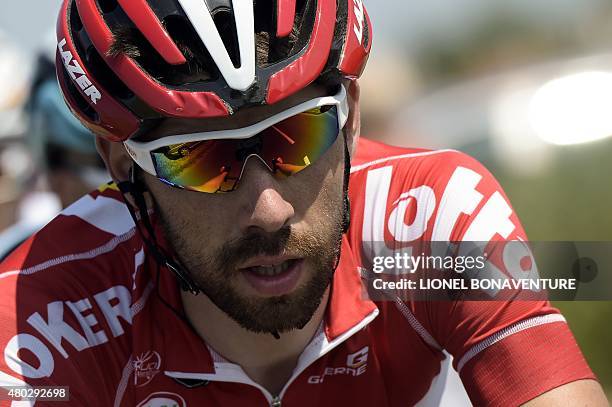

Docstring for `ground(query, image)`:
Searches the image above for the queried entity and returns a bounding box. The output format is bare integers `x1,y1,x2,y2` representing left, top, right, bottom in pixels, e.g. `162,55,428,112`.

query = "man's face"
117,85,355,336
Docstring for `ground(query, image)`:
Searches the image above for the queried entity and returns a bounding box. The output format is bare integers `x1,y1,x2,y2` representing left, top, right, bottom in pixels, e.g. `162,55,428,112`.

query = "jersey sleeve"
0,258,89,406
349,144,597,406
0,224,133,406
418,151,596,405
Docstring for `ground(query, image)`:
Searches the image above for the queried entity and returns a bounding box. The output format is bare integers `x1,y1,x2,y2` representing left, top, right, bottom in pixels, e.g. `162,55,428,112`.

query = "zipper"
166,308,379,406
276,308,380,401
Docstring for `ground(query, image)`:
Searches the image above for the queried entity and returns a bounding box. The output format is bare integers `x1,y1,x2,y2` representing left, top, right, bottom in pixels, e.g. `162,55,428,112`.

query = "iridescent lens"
151,105,340,193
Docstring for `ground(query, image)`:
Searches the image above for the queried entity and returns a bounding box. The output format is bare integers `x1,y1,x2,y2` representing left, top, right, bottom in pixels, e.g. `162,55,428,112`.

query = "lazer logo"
352,0,365,45
307,346,369,384
58,38,101,104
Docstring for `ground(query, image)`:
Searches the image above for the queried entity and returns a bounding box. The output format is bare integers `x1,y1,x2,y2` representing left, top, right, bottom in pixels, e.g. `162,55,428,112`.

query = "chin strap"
342,133,352,234
117,166,203,295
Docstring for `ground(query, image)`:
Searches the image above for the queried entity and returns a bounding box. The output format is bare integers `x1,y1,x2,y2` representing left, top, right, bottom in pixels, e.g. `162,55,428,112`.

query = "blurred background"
0,0,610,402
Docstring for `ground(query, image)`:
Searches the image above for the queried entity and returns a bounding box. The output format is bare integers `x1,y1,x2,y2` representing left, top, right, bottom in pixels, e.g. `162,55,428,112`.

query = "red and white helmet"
56,0,373,142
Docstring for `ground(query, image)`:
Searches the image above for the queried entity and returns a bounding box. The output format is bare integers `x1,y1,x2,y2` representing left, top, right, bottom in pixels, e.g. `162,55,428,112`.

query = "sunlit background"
1,0,610,402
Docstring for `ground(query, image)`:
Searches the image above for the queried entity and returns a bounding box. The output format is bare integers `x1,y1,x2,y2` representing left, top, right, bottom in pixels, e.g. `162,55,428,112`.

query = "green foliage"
494,138,612,391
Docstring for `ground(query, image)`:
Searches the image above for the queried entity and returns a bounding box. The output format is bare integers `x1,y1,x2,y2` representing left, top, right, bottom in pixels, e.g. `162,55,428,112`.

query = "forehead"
138,84,330,142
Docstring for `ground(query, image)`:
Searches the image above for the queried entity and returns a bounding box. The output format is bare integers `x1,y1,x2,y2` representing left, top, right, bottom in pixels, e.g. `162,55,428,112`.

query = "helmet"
56,0,373,142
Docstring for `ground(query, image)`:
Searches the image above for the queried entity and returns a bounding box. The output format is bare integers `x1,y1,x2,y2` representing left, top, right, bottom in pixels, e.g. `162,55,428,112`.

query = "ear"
345,79,361,157
95,136,155,209
95,136,132,183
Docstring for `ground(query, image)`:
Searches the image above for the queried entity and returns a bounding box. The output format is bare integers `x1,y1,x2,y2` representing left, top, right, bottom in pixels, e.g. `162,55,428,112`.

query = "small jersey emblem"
133,351,162,387
136,392,186,407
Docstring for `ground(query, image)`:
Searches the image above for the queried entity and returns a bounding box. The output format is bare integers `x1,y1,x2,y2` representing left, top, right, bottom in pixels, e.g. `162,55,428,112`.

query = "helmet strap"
117,166,203,295
342,132,351,234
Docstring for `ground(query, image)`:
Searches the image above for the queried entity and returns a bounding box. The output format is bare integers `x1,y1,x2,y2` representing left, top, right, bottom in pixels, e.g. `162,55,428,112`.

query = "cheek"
290,138,346,224
143,174,229,243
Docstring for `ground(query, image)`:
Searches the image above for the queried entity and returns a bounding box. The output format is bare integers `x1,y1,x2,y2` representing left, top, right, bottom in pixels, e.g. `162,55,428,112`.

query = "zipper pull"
270,396,281,407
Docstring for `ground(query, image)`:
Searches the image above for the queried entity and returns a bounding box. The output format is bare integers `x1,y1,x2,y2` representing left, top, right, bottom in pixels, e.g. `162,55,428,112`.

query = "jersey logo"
57,38,101,105
361,163,539,297
362,164,517,244
307,346,369,384
3,285,132,379
346,346,369,368
133,350,162,387
136,392,186,407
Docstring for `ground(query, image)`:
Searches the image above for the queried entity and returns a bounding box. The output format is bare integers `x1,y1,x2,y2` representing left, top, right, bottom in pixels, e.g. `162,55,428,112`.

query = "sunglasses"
123,86,349,193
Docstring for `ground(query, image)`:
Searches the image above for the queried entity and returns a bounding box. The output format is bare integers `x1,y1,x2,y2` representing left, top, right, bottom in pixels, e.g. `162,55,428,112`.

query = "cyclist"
0,1,607,406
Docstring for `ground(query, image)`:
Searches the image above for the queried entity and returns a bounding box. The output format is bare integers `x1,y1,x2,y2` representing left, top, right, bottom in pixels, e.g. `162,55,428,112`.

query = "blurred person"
0,1,608,406
0,30,29,140
26,50,108,207
0,45,108,260
0,30,30,232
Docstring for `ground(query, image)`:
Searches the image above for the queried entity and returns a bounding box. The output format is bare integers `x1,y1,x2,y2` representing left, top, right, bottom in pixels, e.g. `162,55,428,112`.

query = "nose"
237,156,295,234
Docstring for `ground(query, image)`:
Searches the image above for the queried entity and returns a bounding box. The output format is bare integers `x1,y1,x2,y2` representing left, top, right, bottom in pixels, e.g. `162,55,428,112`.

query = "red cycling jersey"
0,138,595,406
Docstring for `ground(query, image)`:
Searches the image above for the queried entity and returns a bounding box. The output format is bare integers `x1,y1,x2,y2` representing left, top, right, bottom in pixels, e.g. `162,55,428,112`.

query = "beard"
159,211,344,336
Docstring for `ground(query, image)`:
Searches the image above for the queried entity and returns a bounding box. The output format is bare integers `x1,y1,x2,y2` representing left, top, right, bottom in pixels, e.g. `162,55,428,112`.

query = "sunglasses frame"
123,85,349,178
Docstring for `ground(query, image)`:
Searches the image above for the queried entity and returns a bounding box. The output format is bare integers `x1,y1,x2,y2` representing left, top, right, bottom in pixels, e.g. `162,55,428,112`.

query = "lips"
247,261,293,276
238,255,296,269
239,258,304,297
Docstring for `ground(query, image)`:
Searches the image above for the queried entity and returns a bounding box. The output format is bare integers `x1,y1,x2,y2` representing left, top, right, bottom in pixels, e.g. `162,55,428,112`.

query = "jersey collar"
139,223,378,376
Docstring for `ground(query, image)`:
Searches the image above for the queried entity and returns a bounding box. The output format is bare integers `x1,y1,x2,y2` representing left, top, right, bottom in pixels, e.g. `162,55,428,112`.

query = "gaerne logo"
307,346,369,384
133,350,162,387
136,392,186,407
57,38,102,105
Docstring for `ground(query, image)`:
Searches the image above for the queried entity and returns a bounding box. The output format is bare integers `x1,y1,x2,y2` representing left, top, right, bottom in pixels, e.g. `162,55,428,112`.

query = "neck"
181,288,329,395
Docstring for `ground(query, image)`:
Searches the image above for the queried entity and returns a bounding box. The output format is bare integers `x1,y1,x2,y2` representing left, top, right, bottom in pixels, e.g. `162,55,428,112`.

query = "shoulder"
0,184,144,315
0,184,143,394
1,184,140,290
347,137,526,250
351,137,489,181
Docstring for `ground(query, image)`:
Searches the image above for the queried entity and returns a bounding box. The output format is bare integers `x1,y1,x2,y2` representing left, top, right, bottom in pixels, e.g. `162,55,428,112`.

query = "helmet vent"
97,0,118,14
210,8,241,69
61,67,99,123
253,0,311,66
104,7,220,88
86,46,133,100
68,0,83,32
289,0,314,56
162,14,220,84
362,11,370,48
